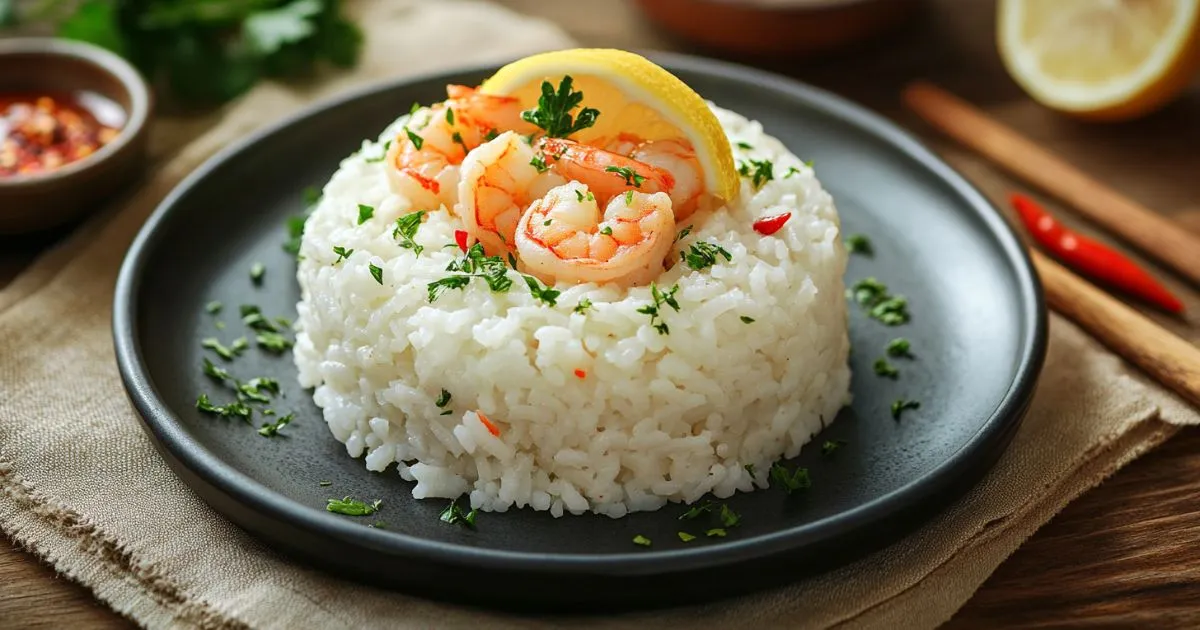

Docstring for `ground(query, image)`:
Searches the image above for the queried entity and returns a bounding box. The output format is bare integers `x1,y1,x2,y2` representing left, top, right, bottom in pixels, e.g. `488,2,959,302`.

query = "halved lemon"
478,48,740,204
998,0,1200,121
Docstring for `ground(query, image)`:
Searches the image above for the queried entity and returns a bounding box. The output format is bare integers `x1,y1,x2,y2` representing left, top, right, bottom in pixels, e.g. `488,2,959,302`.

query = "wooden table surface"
3,0,1200,627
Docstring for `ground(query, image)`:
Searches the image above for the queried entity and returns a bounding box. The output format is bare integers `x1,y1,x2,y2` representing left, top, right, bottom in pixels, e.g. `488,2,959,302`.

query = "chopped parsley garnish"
256,332,293,353
719,504,741,528
405,128,424,150
393,210,426,255
705,528,727,538
821,440,848,456
850,277,888,307
845,233,873,256
249,262,265,285
440,499,477,528
520,75,600,139
737,159,774,189
632,534,652,547
202,357,231,382
318,480,332,486
258,413,294,437
805,159,815,167
450,132,467,152
440,410,453,416
636,282,681,335
326,497,381,516
332,246,354,264
887,338,914,358
230,337,249,354
784,166,801,179
870,297,910,326
202,337,242,361
428,243,512,302
675,225,693,242
195,394,252,422
302,186,322,206
605,165,645,187
624,190,634,205
435,389,452,408
357,204,375,225
205,301,223,314
483,128,499,142
740,316,755,324
241,306,279,332
599,225,613,236
364,141,391,164
678,501,715,521
574,190,584,202
284,213,309,257
445,107,455,126
214,321,226,330
530,155,549,173
873,358,899,379
891,399,920,420
507,252,519,270
745,463,756,476
677,531,697,542
770,462,812,494
522,274,560,306
574,298,592,314
369,263,384,285
239,377,280,403
544,219,553,226
736,141,753,150
409,102,421,116
681,241,732,271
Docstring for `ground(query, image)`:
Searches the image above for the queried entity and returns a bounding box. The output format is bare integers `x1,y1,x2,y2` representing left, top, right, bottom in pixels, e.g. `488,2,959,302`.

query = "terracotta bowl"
0,38,151,234
632,0,920,58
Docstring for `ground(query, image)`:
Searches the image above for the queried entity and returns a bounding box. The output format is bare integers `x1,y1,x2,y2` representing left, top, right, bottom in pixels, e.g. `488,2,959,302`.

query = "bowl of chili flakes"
0,37,151,234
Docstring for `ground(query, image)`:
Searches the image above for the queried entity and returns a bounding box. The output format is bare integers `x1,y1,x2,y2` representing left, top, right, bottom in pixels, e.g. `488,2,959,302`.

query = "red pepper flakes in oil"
1,93,121,177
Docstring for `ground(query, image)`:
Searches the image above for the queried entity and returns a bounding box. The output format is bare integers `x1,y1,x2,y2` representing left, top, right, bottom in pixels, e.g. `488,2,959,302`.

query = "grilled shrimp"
515,182,675,286
385,85,535,211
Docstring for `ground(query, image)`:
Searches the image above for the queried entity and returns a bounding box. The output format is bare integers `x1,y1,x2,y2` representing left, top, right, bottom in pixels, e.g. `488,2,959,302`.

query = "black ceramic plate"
113,52,1046,612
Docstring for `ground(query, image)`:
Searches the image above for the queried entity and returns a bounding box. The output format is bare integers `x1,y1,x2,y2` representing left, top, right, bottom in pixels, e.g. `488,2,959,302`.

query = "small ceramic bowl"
632,0,919,58
0,38,151,234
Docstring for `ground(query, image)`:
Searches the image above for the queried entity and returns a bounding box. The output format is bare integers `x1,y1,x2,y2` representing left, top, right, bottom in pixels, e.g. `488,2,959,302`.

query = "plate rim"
112,50,1048,577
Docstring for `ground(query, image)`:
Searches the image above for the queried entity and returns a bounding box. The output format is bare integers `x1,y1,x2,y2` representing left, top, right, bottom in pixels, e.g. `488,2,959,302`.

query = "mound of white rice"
292,103,852,518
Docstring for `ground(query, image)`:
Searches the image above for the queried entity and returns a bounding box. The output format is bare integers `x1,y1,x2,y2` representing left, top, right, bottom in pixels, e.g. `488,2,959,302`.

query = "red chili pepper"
1010,193,1184,314
753,212,792,235
476,411,500,437
454,229,469,253
573,369,586,379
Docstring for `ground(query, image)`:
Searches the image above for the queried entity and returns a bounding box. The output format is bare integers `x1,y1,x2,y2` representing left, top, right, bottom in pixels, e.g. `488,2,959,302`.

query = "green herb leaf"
769,462,812,494
435,389,452,408
605,165,645,187
821,440,848,456
393,210,425,255
440,498,477,529
719,504,741,528
57,0,127,57
242,307,279,332
740,316,755,324
678,501,716,521
636,282,681,335
357,204,375,225
887,338,913,358
201,338,237,361
405,128,424,150
530,155,549,173
736,141,753,150
891,398,920,421
202,357,232,383
870,296,910,326
369,263,384,285
256,332,293,353
258,413,294,437
520,75,600,139
681,241,732,271
445,107,455,126
522,274,561,307
428,243,512,302
632,534,652,547
318,480,332,486
249,262,265,285
332,246,354,264
243,0,322,55
426,275,472,302
677,531,697,542
205,301,223,314
784,166,801,179
675,225,693,242
705,528,727,538
737,159,774,189
574,298,593,315
326,496,381,517
873,358,899,379
195,394,252,422
845,233,873,256
483,128,499,141
599,225,613,236
850,277,888,308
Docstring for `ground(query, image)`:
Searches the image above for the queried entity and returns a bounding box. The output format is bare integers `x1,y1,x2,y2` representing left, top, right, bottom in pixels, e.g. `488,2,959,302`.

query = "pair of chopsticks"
900,82,1200,409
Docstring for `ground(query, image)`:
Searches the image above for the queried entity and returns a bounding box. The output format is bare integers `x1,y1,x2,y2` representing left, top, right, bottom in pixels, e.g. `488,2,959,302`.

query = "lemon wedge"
479,48,740,204
998,0,1200,121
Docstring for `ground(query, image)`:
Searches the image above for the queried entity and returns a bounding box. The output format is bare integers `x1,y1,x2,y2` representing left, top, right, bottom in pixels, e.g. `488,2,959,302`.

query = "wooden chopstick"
902,81,1200,287
1031,248,1200,408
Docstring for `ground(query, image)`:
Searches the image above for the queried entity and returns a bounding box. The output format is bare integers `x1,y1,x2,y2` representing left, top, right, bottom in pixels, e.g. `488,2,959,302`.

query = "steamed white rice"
292,103,852,518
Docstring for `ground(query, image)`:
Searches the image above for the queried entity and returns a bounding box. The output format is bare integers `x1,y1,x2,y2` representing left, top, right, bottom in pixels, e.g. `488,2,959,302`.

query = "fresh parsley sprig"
520,75,600,139
681,241,732,271
427,243,513,302
393,210,425,255
637,282,681,335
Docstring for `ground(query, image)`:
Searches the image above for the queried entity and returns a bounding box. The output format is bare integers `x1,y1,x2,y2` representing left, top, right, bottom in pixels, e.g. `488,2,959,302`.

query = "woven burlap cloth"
2,2,1198,628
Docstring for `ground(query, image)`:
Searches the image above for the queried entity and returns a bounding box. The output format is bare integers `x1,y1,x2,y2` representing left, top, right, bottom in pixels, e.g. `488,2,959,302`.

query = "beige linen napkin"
2,2,1198,628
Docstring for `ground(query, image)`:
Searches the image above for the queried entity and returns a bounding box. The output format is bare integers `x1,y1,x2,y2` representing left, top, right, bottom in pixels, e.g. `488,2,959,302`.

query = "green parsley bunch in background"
1,0,363,106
